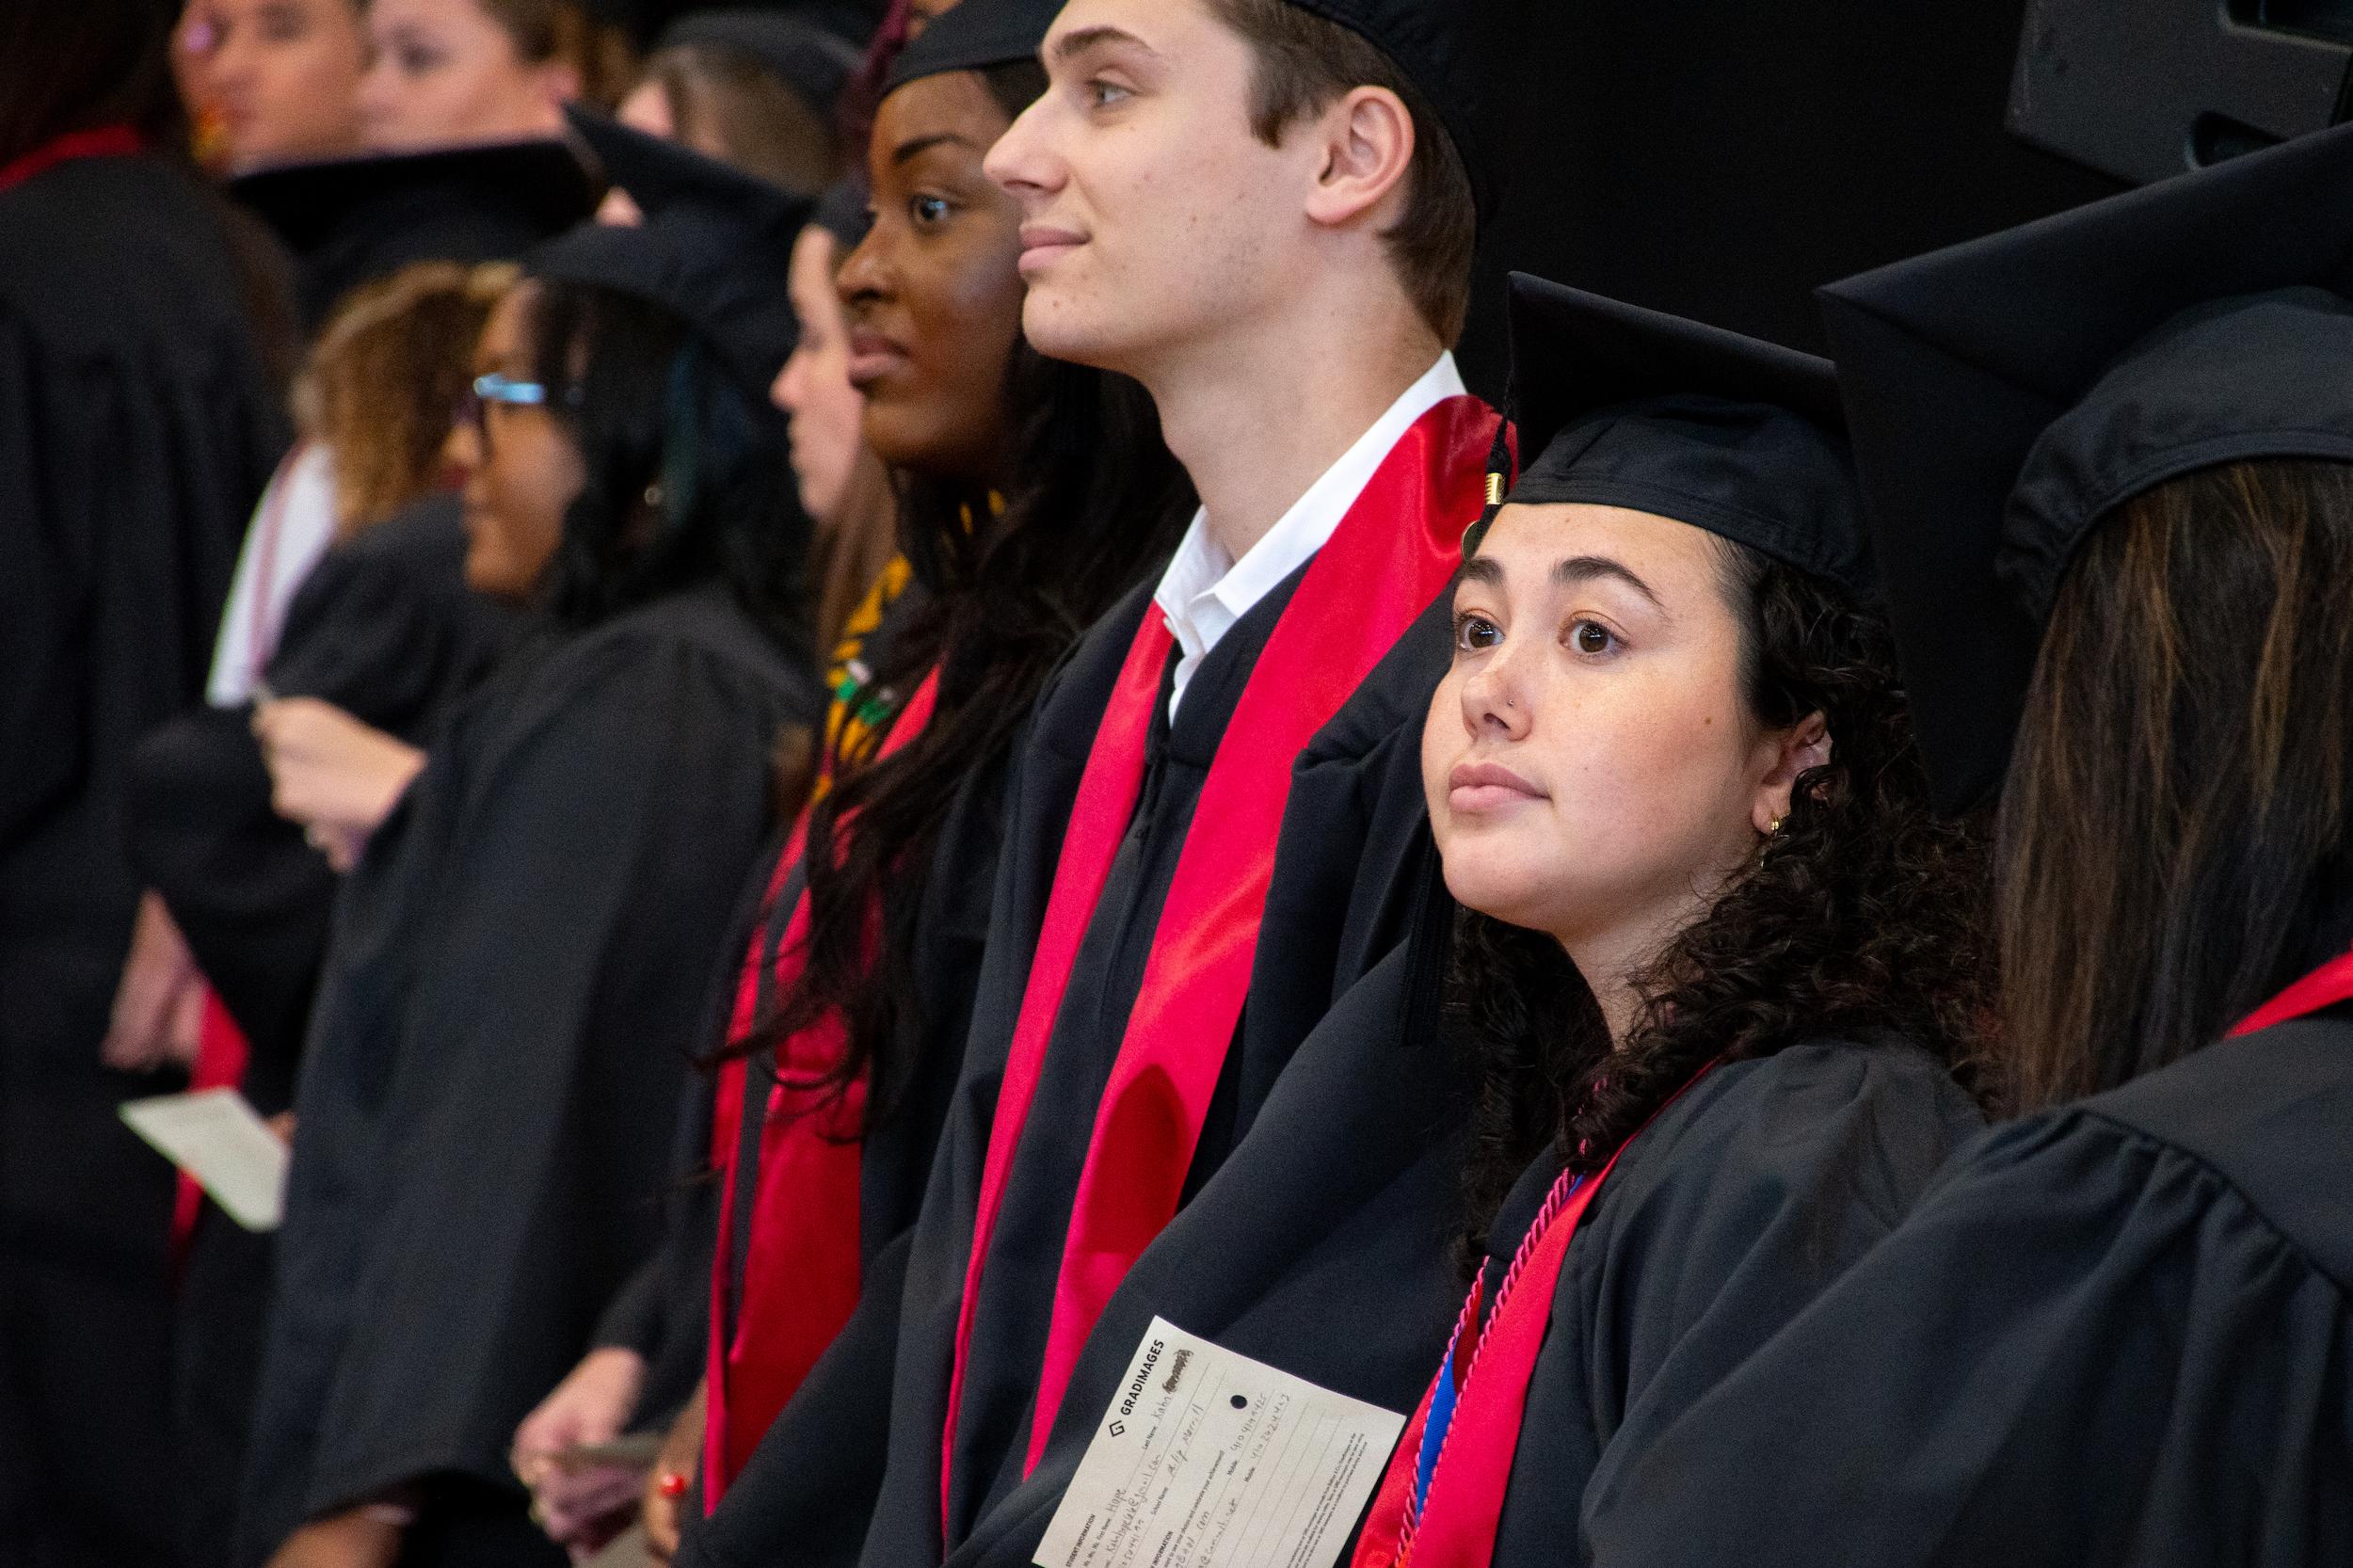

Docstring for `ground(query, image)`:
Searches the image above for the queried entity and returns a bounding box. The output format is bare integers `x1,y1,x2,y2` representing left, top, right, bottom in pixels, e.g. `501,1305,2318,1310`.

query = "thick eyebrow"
1458,552,1661,608
1554,554,1663,607
890,132,974,166
1050,24,1157,66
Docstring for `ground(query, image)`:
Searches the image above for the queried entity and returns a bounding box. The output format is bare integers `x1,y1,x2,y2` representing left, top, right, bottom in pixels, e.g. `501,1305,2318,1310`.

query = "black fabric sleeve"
1585,1104,2353,1568
593,1073,721,1432
289,635,800,1526
1567,1046,1986,1534
677,1229,916,1568
0,307,88,855
592,1254,668,1362
264,497,513,734
126,704,334,1109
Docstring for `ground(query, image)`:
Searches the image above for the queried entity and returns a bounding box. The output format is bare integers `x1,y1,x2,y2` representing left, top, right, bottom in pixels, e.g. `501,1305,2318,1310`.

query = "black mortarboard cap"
883,0,1060,93
1283,0,1487,217
544,106,816,393
660,8,867,113
1490,272,1869,598
231,138,599,258
231,139,600,328
1817,118,2353,814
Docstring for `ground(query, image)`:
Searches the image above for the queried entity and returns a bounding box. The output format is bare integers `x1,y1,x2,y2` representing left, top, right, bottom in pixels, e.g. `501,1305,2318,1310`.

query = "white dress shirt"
1153,353,1465,719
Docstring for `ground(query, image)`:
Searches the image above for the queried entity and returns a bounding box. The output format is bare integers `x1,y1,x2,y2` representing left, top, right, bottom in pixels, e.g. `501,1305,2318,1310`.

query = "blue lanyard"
1411,1170,1586,1519
1412,1346,1463,1514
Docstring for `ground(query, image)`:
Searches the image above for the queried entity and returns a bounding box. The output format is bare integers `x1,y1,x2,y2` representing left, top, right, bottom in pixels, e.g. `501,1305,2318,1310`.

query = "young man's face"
984,0,1319,379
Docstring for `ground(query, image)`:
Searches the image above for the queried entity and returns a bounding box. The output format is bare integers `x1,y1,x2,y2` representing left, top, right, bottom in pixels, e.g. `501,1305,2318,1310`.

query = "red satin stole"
702,670,939,1505
0,124,145,194
1353,1067,1714,1568
2230,944,2353,1036
938,394,1502,1533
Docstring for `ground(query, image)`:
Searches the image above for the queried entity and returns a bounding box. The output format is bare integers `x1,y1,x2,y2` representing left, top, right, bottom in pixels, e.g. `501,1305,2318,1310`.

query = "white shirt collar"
1154,353,1465,717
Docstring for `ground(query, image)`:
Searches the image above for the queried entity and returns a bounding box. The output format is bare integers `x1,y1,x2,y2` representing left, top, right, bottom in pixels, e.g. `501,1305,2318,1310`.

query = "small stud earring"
644,482,664,509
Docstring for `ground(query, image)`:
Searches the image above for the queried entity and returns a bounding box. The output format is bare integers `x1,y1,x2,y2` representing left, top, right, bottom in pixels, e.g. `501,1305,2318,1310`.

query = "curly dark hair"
1452,540,1995,1249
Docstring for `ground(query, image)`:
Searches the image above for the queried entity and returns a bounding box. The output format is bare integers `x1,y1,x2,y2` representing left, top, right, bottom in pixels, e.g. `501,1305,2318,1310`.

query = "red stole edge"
2230,945,2353,1037
0,125,146,194
701,670,939,1506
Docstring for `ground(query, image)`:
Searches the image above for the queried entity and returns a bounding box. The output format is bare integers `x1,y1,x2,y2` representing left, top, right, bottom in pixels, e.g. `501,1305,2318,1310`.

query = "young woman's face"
775,227,870,525
204,0,369,169
358,0,571,152
837,71,1028,483
448,284,584,599
1423,503,1811,965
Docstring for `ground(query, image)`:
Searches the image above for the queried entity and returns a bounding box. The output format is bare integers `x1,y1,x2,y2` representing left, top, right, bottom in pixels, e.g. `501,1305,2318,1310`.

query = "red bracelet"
657,1471,690,1499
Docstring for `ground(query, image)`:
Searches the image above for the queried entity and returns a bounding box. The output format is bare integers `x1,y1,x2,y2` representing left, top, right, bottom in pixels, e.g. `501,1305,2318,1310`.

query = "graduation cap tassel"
1462,404,1518,558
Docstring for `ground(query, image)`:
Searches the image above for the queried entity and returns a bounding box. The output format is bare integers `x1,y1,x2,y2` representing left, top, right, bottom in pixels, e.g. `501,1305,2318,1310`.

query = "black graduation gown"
236,585,822,1568
126,496,517,1568
585,1043,727,1432
1471,1041,1983,1565
580,797,799,1443
130,495,519,1112
683,572,1467,1568
0,150,287,1568
1585,1010,2353,1568
589,584,1004,1441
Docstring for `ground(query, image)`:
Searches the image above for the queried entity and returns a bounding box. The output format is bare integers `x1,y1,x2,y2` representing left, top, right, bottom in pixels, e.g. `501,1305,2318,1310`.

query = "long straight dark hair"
1996,458,2353,1111
747,62,1193,1124
520,278,810,654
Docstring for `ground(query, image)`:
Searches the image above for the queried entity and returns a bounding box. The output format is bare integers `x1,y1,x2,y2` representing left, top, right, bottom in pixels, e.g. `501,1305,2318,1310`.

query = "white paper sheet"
1034,1317,1408,1568
120,1088,289,1232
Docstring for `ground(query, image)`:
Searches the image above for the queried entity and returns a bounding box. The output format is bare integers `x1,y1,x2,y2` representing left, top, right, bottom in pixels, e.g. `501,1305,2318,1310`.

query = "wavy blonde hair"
298,260,516,539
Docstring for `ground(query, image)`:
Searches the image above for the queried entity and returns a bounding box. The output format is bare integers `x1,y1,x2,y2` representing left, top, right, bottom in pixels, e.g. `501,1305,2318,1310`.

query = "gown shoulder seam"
2073,1105,2352,1300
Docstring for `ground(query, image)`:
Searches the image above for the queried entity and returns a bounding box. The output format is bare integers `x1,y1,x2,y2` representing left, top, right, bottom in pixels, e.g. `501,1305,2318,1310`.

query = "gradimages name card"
1035,1317,1407,1568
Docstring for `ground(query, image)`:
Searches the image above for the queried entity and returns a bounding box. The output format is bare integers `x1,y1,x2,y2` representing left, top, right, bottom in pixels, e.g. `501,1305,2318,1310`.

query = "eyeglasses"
474,372,549,407
456,373,567,446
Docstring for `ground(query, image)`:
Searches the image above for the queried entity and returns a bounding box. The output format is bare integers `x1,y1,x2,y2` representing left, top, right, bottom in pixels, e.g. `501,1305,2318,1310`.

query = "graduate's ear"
1752,711,1831,836
1301,85,1417,232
